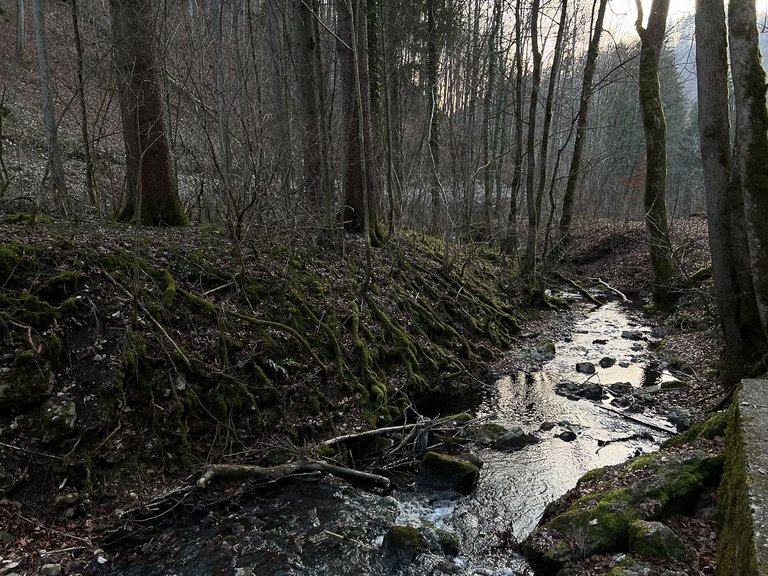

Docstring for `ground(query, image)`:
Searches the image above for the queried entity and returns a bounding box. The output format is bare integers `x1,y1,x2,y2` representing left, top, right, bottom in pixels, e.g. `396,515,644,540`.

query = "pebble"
40,565,62,576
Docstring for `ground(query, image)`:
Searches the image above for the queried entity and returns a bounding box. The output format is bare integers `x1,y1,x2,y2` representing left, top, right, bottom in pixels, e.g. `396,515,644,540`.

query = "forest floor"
0,215,722,575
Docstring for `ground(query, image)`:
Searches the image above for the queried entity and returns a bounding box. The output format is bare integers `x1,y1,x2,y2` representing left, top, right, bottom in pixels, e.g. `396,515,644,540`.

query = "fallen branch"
322,423,423,447
197,461,390,490
553,273,603,306
596,404,676,435
590,277,631,303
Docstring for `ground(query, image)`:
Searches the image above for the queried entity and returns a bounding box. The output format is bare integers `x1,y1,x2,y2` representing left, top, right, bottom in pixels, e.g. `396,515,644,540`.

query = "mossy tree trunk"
110,0,187,226
558,0,608,249
635,0,675,308
728,0,768,339
696,0,766,385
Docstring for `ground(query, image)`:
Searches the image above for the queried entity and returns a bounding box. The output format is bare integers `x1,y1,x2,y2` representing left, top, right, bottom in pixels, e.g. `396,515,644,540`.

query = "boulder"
418,451,480,494
382,526,429,562
600,357,616,369
628,520,691,562
461,422,508,445
492,427,539,451
609,382,634,396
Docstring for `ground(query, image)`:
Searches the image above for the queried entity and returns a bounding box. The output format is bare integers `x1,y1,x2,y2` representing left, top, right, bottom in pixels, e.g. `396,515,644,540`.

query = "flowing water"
99,300,678,576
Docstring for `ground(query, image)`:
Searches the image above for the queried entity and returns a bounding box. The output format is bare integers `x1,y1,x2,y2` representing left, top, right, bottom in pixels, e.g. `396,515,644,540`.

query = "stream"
97,298,681,576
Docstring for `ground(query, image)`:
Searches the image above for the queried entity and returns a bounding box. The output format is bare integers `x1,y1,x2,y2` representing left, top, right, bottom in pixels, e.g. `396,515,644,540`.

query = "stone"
557,430,577,442
382,526,429,563
461,422,508,445
607,556,655,576
40,396,77,444
418,451,480,494
578,383,605,400
666,409,692,432
609,382,634,396
456,451,484,469
531,339,556,361
621,330,645,341
40,565,62,576
593,339,609,345
424,527,460,557
576,362,596,375
659,378,686,390
599,357,616,369
492,427,539,451
628,520,690,562
539,421,557,431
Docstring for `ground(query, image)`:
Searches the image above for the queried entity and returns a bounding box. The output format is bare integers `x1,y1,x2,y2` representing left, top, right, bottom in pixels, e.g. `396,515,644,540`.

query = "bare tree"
559,0,608,247
338,0,381,241
33,0,68,212
72,0,97,210
697,0,765,384
635,0,675,307
522,0,542,275
110,0,186,225
728,0,768,338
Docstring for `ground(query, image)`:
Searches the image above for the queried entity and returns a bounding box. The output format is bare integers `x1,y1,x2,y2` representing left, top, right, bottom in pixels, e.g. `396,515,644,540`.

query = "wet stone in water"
576,361,596,374
599,357,616,368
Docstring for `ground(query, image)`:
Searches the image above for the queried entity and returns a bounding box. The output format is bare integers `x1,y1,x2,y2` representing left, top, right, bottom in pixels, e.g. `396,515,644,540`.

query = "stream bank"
0,218,723,575
77,295,721,576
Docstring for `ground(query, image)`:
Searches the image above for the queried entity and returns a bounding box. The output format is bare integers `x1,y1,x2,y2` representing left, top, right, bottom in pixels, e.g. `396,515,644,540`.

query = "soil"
0,215,724,576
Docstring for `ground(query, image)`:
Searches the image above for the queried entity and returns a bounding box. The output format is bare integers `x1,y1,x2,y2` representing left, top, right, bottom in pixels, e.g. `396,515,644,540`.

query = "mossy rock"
0,363,54,410
628,451,724,517
418,451,480,494
423,527,460,557
663,410,728,448
41,396,78,444
382,525,429,562
460,422,509,444
628,520,690,563
492,427,539,451
0,243,22,283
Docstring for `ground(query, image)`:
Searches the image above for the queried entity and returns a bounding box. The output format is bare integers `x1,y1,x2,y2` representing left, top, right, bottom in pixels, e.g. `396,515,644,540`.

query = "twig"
14,512,92,545
0,441,63,460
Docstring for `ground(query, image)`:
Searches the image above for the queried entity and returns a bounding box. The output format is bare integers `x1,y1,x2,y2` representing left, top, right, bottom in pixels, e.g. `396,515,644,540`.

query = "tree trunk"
426,0,443,234
728,0,768,340
338,0,380,239
534,0,567,257
72,0,97,210
295,0,325,212
16,0,26,58
559,0,608,247
33,0,68,212
110,0,186,226
697,0,765,384
482,0,502,234
635,0,675,307
504,0,524,257
522,0,542,274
